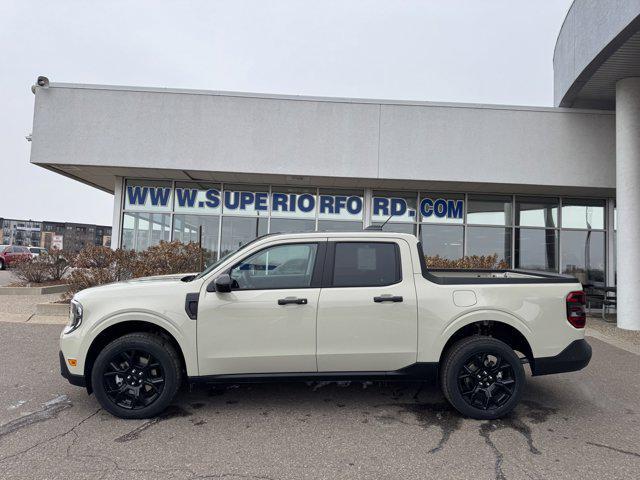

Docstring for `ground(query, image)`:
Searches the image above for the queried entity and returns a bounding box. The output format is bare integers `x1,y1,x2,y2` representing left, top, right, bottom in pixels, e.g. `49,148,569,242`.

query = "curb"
0,284,69,295
36,303,70,316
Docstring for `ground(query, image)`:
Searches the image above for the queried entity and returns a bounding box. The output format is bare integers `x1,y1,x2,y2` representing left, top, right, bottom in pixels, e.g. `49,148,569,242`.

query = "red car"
0,245,32,270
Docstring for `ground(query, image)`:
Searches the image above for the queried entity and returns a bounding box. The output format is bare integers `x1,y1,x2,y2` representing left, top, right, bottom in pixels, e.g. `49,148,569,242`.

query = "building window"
121,212,171,251
173,214,220,266
561,198,605,230
561,230,605,285
515,228,558,271
270,218,316,234
371,190,418,229
220,216,268,258
466,226,512,268
420,224,464,264
467,195,512,226
317,220,363,232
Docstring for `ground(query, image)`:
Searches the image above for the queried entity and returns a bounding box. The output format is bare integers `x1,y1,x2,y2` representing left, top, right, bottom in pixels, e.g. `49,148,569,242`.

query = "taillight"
566,291,586,328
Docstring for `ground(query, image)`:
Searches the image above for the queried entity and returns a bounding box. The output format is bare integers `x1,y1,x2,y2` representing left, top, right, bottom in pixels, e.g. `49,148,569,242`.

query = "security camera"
37,76,49,88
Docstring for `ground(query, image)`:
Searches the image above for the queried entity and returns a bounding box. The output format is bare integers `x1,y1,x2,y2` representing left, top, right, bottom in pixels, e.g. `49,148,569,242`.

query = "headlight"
64,299,83,334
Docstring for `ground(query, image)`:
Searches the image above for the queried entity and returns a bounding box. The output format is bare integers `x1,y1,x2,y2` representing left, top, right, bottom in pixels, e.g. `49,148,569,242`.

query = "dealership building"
28,0,640,330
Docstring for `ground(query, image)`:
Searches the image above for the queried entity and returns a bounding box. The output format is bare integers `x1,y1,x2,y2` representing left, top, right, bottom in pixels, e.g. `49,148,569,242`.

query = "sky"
0,0,573,226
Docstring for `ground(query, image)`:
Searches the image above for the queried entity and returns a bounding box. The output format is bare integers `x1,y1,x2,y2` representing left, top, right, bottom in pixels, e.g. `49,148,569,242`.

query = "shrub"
12,248,71,284
63,241,203,300
425,254,510,270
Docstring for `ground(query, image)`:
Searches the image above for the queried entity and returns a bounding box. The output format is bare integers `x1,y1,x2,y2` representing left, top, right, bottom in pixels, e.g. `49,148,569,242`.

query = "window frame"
225,241,326,291
323,241,403,288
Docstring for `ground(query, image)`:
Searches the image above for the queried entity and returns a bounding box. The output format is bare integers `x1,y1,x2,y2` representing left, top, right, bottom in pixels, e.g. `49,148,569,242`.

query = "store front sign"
124,185,463,222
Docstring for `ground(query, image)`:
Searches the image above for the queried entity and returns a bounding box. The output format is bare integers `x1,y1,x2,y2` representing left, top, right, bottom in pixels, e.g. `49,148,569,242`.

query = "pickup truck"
60,231,592,420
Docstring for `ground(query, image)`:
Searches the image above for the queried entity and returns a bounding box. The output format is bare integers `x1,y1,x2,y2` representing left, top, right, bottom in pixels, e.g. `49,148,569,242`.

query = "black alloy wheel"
457,352,516,411
92,332,182,419
102,349,166,410
440,336,525,420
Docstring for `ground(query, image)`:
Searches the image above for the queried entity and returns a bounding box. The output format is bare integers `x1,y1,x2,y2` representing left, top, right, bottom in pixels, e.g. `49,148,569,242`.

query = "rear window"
332,242,401,287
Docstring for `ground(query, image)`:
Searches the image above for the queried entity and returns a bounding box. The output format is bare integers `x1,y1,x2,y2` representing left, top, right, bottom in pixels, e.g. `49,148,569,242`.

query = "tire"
91,332,182,419
440,336,525,420
0,259,4,270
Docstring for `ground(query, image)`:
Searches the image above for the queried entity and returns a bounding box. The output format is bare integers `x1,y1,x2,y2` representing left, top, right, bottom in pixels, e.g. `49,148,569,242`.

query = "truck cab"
60,232,591,419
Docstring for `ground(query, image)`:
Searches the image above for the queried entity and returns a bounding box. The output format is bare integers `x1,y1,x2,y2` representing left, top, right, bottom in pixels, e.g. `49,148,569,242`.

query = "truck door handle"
278,297,308,305
374,295,403,303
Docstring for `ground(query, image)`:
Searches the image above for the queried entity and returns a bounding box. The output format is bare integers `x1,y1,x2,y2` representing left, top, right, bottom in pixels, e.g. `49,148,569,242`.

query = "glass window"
121,212,171,251
515,228,558,271
466,227,512,269
332,242,400,287
467,195,512,226
516,197,558,227
124,180,173,212
220,217,268,257
269,218,316,234
230,243,318,290
561,199,605,230
317,220,363,232
371,190,418,224
561,230,605,286
173,215,220,265
419,193,464,224
378,223,416,235
420,225,464,262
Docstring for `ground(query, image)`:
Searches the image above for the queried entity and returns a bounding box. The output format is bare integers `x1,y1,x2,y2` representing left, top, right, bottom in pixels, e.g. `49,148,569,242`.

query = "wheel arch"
83,318,190,394
437,310,535,367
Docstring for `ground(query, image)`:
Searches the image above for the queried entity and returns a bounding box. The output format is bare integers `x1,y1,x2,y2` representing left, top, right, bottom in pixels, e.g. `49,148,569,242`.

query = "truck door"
316,239,418,372
197,240,325,376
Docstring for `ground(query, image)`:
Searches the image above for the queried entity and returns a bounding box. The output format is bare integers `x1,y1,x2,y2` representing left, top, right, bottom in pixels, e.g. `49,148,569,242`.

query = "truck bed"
422,268,578,285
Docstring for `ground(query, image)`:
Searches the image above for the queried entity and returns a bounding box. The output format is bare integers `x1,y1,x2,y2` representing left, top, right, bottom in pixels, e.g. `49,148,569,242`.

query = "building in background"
0,218,110,252
27,1,640,330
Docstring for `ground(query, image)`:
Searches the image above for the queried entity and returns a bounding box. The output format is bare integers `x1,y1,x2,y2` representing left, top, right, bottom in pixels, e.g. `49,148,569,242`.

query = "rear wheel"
91,332,182,419
440,336,525,420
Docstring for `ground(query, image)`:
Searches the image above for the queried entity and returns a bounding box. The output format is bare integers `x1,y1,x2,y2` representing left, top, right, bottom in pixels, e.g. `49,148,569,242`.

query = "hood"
73,272,201,301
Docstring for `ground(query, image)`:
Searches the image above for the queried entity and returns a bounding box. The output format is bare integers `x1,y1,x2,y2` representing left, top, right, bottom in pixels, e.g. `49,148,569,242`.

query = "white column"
110,177,124,250
615,78,640,331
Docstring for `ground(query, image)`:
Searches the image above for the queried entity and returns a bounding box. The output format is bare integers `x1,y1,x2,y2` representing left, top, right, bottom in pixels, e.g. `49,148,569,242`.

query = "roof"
554,0,640,108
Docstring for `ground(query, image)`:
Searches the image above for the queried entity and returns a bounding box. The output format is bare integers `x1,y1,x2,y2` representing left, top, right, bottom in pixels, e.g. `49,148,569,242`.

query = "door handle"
373,295,403,303
278,297,308,305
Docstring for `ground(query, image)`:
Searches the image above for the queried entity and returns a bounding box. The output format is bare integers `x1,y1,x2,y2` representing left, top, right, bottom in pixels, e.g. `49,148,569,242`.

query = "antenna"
364,214,394,231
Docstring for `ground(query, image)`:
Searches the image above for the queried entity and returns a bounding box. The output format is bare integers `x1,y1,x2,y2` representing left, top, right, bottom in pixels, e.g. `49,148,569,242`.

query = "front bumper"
531,339,592,376
59,351,86,388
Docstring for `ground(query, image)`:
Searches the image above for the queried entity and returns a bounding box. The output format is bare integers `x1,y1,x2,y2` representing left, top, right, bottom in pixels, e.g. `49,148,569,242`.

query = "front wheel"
91,332,182,419
440,336,525,420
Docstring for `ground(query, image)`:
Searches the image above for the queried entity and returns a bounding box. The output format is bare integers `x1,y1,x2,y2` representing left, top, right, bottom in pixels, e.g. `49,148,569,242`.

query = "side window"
230,243,318,290
332,242,401,287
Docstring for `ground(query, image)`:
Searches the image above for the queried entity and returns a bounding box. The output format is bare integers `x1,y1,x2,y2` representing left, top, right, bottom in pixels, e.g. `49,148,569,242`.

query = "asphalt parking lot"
0,322,639,480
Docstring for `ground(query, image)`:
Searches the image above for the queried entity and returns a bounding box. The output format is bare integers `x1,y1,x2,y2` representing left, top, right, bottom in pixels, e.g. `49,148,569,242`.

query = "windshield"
193,234,275,280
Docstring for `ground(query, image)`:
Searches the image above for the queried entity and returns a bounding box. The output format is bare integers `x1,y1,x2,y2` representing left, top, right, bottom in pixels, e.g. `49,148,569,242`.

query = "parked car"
28,246,48,258
60,231,591,419
0,245,32,270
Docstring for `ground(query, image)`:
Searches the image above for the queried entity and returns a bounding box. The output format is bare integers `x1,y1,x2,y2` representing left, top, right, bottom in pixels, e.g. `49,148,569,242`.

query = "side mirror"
207,274,232,293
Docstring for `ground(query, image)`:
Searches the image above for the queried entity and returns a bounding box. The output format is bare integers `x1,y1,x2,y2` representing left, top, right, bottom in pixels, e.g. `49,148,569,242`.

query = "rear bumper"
531,339,592,376
59,350,86,388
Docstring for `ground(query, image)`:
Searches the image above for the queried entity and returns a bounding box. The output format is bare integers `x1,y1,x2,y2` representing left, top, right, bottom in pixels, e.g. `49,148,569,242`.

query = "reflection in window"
121,212,171,251
561,230,605,285
230,243,317,290
420,225,464,263
467,195,512,226
561,199,605,230
374,223,416,235
220,217,267,257
466,227,512,268
317,220,363,232
515,228,558,271
269,218,315,234
173,214,220,265
516,197,558,227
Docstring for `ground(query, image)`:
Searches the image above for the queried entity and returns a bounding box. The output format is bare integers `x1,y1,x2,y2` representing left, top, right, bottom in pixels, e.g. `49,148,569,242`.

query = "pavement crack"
586,441,640,458
0,395,72,440
0,406,100,464
114,405,191,442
